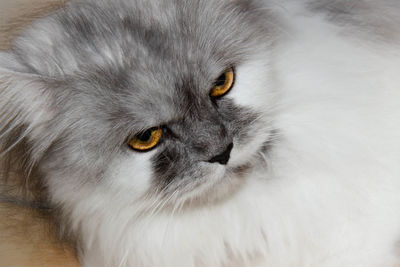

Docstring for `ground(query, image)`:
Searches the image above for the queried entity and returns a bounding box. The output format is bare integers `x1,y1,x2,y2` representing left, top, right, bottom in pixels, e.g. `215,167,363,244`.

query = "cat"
1,0,400,266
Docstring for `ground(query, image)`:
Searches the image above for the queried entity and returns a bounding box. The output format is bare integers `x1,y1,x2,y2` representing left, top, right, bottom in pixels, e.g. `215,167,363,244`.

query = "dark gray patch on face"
146,71,257,192
150,96,258,193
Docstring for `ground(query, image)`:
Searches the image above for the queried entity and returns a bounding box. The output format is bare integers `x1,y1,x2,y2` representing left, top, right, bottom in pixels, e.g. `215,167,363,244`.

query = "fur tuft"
1,0,400,266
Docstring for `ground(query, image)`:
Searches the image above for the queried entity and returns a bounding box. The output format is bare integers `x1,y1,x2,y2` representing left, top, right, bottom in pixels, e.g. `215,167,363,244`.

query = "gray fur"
1,0,399,265
0,0,274,203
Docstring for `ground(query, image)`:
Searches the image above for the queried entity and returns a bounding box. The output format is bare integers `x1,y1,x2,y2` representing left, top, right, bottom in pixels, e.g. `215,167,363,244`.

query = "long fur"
1,0,400,266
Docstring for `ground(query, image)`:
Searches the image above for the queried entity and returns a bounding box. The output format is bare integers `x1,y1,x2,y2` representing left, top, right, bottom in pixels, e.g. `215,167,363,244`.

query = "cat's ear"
0,51,55,143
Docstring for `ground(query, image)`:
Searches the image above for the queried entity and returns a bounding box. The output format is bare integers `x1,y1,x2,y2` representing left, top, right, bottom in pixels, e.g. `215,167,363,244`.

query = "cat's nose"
208,143,233,165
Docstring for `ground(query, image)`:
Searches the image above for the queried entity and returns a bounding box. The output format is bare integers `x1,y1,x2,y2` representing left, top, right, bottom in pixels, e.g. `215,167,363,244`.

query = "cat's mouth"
158,168,244,210
164,138,272,209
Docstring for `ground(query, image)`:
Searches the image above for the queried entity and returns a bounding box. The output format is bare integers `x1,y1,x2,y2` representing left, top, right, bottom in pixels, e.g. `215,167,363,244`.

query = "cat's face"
0,0,278,208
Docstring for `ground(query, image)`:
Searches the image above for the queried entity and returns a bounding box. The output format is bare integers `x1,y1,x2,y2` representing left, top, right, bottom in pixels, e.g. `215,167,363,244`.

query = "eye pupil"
137,130,152,142
215,73,226,87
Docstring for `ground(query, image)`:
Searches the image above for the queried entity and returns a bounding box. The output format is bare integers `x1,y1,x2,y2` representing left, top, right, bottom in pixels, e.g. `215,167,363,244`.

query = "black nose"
208,143,233,165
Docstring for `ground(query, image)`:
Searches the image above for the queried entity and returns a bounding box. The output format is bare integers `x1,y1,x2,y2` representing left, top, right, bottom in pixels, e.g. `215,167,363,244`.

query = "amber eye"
129,127,163,151
210,68,235,98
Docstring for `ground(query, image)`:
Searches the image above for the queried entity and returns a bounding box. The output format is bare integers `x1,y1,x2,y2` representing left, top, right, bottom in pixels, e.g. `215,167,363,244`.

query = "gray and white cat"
1,0,400,266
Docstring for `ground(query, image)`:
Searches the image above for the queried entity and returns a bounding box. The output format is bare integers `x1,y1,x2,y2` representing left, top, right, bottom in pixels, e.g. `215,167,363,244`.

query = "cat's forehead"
72,60,216,126
11,0,274,127
13,0,272,79
60,0,263,68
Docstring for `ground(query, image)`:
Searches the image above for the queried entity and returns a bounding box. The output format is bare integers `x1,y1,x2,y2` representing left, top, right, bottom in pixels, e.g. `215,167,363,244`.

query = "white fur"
43,2,400,266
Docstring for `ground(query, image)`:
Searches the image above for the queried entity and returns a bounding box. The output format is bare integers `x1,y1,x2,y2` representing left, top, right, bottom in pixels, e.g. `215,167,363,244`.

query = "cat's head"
0,0,278,211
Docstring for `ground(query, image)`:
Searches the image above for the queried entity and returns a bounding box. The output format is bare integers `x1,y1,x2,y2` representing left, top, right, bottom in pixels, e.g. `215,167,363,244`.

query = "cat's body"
1,0,400,266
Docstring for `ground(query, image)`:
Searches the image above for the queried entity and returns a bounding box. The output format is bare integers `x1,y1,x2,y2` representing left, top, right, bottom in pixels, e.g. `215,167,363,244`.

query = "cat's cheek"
103,152,156,196
229,55,274,112
229,125,272,167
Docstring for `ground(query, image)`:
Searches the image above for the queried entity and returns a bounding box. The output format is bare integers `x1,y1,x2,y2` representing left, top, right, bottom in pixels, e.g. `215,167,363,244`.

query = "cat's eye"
210,68,235,98
129,127,163,151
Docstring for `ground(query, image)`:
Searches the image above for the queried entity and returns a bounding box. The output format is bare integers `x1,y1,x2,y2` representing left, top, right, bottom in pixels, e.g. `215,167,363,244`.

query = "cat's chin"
165,161,256,211
163,170,244,211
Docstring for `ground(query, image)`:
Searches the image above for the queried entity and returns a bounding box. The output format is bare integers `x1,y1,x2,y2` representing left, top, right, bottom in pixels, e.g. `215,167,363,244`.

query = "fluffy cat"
1,0,400,266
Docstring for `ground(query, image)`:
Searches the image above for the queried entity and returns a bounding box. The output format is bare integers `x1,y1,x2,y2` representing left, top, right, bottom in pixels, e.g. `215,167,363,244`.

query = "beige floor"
0,0,79,266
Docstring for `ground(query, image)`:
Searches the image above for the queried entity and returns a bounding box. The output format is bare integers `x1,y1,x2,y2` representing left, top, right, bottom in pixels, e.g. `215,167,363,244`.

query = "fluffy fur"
1,0,400,266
